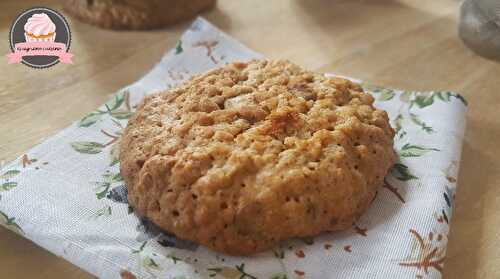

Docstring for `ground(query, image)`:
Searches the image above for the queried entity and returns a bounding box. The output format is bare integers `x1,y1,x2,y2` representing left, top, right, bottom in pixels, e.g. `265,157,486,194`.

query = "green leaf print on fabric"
94,172,123,200
0,170,20,179
110,111,133,119
435,92,451,102
131,241,164,273
1,182,17,191
96,184,111,199
142,257,160,271
360,83,383,93
442,186,455,224
452,93,468,106
411,91,467,108
361,84,395,101
393,114,407,139
208,264,257,279
78,91,132,127
400,144,439,157
412,94,435,108
110,142,120,166
175,40,183,54
391,163,418,181
166,254,183,264
0,210,23,234
71,142,105,154
79,112,104,127
71,129,122,169
362,82,467,107
235,264,257,279
92,205,112,218
273,248,285,259
409,113,434,133
435,91,468,106
399,91,412,103
100,128,123,165
132,241,147,254
378,89,395,101
112,173,123,181
105,94,125,111
270,274,288,279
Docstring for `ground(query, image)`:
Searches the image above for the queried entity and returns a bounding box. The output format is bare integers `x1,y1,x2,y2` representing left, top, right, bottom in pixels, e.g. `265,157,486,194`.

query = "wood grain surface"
1,0,499,278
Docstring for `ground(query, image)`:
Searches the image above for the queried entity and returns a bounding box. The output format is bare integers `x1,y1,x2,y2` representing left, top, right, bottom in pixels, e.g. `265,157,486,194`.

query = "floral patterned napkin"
0,18,467,279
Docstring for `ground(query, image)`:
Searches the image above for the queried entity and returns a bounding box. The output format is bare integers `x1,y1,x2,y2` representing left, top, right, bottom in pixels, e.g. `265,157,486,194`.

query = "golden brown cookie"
64,0,216,30
120,60,396,255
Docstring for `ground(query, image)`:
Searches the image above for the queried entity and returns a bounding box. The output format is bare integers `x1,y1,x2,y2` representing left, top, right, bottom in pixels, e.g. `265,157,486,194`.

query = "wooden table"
1,0,499,278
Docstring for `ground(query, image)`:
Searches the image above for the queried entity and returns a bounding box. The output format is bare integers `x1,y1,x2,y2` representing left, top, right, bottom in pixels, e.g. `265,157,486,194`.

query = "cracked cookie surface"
120,60,396,255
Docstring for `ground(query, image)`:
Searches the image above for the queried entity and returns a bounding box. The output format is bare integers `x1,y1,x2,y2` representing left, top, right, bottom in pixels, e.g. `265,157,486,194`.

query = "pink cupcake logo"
7,7,73,68
24,13,57,43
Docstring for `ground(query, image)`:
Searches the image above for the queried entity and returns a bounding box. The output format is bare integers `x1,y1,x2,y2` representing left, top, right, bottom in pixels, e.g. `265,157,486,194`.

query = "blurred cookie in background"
64,0,216,30
459,0,500,61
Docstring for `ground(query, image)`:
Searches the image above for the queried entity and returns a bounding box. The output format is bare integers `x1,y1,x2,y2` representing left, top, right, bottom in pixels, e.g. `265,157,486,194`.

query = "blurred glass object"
459,0,500,61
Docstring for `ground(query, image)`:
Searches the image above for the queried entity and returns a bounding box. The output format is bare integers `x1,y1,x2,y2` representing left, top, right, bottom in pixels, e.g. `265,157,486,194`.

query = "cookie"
64,0,216,30
120,60,396,255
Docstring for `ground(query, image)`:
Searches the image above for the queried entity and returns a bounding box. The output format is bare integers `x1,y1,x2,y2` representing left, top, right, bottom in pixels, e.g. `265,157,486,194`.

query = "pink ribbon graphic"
6,42,73,64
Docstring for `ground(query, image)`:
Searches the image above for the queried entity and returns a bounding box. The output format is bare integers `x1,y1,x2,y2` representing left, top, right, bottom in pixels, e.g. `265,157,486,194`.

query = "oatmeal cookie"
120,60,396,255
64,0,216,30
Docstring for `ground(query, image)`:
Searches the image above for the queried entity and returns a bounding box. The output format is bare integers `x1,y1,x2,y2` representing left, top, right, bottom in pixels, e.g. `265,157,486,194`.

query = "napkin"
0,18,467,279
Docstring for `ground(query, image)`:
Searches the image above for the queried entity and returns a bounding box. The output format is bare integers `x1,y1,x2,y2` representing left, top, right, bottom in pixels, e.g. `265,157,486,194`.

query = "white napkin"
0,18,467,279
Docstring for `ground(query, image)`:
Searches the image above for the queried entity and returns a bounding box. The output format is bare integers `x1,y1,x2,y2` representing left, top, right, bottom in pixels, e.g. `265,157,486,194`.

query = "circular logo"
8,7,72,68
